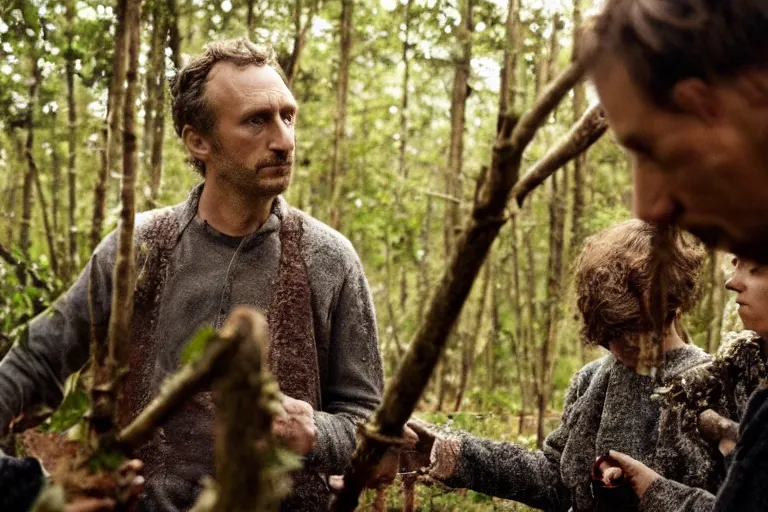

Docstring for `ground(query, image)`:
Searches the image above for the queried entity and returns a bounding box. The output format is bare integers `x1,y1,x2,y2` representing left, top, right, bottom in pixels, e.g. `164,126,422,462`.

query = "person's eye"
749,265,764,275
249,116,266,126
282,113,296,126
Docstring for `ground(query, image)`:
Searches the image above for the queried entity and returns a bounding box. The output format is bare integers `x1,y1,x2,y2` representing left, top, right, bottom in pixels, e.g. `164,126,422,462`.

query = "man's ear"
671,79,720,123
182,125,213,164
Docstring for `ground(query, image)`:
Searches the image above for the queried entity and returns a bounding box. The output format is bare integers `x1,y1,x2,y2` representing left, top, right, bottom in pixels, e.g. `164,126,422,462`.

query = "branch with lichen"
188,307,298,512
510,103,607,206
331,59,587,512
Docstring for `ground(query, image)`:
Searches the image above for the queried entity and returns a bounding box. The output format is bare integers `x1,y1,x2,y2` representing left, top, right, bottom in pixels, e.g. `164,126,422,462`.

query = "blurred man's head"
585,0,768,263
726,257,768,335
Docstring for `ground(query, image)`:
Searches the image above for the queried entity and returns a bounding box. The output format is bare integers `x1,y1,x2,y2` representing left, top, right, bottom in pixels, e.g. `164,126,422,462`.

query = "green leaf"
181,326,217,365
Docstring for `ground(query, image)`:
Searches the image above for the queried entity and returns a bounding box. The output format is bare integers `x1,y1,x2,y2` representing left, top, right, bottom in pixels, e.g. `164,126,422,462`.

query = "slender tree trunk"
65,0,79,276
147,1,167,209
444,0,473,258
499,0,519,119
328,0,352,230
50,111,61,234
417,196,432,319
570,0,587,255
246,0,256,34
3,165,18,245
167,0,181,70
283,0,317,88
19,131,33,259
23,55,58,274
706,250,725,353
92,0,127,251
398,0,412,180
454,260,490,411
90,0,142,445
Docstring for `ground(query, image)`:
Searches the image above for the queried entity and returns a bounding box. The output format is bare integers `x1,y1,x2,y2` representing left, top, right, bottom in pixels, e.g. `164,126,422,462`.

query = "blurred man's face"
591,57,768,263
726,258,768,334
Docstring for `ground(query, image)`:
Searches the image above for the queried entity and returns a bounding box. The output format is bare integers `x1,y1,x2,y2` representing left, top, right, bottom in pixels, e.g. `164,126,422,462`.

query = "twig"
0,241,51,293
511,103,606,206
331,60,587,512
419,189,463,205
116,328,229,450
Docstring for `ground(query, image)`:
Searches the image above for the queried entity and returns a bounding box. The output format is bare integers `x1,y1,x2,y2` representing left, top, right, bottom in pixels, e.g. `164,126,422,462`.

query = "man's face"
203,62,297,197
726,257,768,334
591,57,768,263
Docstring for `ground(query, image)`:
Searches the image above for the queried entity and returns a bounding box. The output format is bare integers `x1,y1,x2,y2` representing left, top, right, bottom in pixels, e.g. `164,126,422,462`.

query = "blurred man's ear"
182,125,213,165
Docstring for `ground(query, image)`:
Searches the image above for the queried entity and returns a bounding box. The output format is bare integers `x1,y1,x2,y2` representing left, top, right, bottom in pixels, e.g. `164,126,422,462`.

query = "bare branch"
511,103,606,206
0,241,51,293
332,60,586,512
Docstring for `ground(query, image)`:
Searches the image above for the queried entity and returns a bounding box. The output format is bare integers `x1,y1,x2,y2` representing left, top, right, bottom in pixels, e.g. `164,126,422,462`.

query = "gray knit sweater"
441,346,712,512
0,186,384,511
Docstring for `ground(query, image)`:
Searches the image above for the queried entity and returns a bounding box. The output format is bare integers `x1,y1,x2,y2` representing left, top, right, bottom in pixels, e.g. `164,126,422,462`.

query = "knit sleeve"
436,362,598,511
305,254,383,474
639,477,714,512
0,232,116,436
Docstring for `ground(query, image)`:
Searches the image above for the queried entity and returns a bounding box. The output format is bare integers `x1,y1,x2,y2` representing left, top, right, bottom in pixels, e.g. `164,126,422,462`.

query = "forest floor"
359,411,561,511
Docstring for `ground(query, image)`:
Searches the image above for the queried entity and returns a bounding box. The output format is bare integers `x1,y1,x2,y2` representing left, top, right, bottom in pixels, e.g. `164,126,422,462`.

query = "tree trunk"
499,0,519,119
92,0,127,251
328,0,352,230
246,0,256,34
23,56,58,275
283,0,317,88
444,0,473,258
146,1,167,210
167,0,181,70
90,0,142,446
706,250,725,353
50,110,61,235
65,0,79,276
19,131,33,259
570,0,587,255
454,259,490,411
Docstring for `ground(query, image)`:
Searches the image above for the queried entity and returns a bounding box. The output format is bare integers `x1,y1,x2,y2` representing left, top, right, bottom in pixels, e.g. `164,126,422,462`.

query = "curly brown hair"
574,220,705,348
585,0,768,107
169,38,284,175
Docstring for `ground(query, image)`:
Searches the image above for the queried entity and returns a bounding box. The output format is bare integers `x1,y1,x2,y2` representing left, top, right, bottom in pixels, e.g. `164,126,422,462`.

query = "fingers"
402,425,418,447
328,475,344,493
64,498,116,512
607,450,640,476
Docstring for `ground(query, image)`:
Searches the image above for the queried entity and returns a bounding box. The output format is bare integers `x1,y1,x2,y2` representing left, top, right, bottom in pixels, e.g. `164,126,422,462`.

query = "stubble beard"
214,150,293,198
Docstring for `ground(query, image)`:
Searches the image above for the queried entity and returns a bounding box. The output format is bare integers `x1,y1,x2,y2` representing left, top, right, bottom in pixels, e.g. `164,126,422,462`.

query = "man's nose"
268,120,295,153
725,274,744,293
631,164,676,224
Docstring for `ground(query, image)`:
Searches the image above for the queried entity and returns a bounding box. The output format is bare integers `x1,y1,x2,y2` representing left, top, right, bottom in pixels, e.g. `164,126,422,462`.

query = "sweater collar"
175,182,288,247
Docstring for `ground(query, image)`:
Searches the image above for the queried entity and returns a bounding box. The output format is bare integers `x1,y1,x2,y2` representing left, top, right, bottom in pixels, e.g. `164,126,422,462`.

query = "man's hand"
608,450,661,499
401,417,438,472
699,409,739,457
273,395,317,455
328,425,419,492
64,459,145,512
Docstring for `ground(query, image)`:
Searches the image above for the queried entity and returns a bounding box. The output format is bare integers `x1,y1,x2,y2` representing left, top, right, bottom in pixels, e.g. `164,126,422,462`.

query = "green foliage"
180,325,217,365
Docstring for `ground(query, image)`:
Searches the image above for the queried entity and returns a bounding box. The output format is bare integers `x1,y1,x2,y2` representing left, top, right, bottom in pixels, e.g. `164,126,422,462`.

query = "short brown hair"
586,0,768,107
574,220,705,348
169,38,283,174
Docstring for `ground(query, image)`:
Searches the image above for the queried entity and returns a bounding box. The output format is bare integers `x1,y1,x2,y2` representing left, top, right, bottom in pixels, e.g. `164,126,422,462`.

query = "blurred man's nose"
268,120,295,154
631,164,676,224
725,273,744,293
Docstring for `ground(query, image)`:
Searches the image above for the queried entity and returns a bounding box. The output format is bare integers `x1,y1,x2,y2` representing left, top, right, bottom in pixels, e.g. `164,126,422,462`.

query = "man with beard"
584,0,768,510
0,39,384,511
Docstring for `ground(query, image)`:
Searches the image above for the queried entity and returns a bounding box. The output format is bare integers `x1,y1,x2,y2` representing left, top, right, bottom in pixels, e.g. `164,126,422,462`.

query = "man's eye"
283,113,296,126
749,265,764,275
249,116,265,126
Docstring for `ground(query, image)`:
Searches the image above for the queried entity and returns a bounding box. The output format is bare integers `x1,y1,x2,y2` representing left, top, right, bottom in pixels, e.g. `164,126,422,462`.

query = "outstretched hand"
607,450,661,499
64,458,144,512
328,425,418,492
